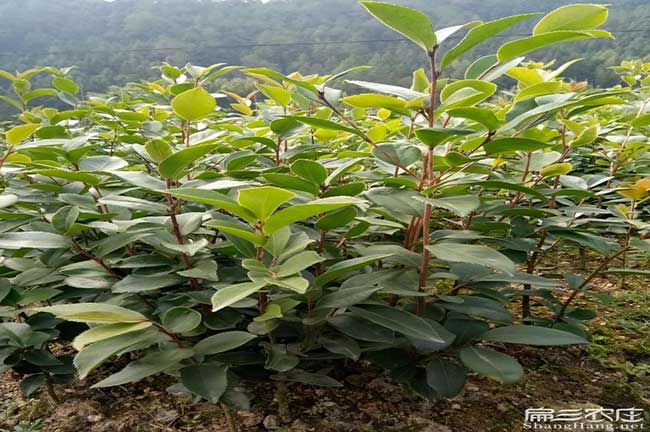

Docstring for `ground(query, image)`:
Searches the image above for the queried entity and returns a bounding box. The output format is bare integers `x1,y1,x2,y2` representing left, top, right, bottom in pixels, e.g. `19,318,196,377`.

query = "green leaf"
320,334,361,360
483,325,588,346
422,195,480,218
167,189,255,223
315,254,390,287
286,116,362,136
19,374,46,397
254,303,283,321
34,303,148,324
145,140,174,163
341,93,406,109
425,359,467,398
415,128,474,148
94,231,152,257
52,77,79,94
273,250,324,278
360,1,437,51
158,144,219,179
315,207,358,230
264,196,363,234
540,163,573,177
160,238,209,256
99,196,167,214
427,243,515,275
349,305,446,344
171,87,216,121
193,331,257,355
497,30,613,62
92,348,194,388
6,123,40,145
513,81,562,103
238,186,296,222
446,107,501,130
181,363,229,403
162,307,202,333
291,159,328,185
113,274,185,293
35,169,100,186
257,84,291,107
372,143,421,166
72,322,153,351
211,281,267,312
533,4,608,35
74,328,161,379
459,346,523,384
23,88,58,103
483,137,551,155
441,13,540,70
209,221,266,245
0,232,71,249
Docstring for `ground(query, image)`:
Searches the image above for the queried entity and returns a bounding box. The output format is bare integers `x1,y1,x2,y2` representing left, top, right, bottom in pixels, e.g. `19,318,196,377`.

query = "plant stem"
72,241,122,278
416,45,440,316
221,403,240,432
165,180,199,289
0,145,15,170
556,247,629,320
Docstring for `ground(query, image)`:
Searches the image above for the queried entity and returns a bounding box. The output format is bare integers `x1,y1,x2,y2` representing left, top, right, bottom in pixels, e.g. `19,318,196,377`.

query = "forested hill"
1,0,650,94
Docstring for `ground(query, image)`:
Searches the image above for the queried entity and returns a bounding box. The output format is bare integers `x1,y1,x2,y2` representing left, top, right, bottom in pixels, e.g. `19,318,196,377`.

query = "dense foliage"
1,2,650,428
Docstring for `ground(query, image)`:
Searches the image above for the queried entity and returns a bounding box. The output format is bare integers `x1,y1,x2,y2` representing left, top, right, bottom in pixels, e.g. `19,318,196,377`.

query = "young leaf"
6,123,40,145
158,144,219,179
360,1,437,52
441,14,540,70
171,87,216,121
238,186,296,222
533,4,609,35
497,30,613,62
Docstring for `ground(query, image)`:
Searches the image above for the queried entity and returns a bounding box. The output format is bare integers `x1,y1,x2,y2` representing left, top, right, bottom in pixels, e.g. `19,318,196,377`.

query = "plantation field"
1,2,650,432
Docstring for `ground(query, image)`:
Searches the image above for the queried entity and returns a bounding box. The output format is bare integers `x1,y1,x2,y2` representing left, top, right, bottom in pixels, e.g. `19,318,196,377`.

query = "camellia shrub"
1,1,649,427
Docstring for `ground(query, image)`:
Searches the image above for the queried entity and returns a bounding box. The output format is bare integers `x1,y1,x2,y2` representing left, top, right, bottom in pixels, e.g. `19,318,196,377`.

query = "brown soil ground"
2,255,649,432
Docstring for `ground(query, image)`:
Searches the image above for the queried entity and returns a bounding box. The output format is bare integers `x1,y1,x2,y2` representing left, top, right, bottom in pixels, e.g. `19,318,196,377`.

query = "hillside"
1,0,649,98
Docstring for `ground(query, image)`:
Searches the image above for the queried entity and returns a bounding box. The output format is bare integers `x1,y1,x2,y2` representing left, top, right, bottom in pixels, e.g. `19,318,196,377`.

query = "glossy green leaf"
483,325,588,346
459,346,523,384
92,348,193,388
360,1,437,51
441,14,540,70
427,243,515,275
533,4,608,34
158,144,219,179
181,363,229,403
193,331,257,355
6,123,40,145
171,87,216,121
